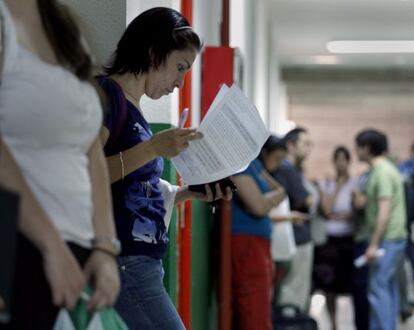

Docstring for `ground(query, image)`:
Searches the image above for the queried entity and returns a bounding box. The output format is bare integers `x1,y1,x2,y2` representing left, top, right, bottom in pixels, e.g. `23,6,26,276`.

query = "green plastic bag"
53,288,128,330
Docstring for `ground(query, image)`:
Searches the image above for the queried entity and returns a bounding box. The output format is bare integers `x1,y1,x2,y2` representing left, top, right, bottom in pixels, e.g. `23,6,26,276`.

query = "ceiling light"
327,41,414,54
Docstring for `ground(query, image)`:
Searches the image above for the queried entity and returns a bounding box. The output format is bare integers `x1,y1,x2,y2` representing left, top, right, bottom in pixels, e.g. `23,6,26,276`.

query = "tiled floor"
309,293,414,330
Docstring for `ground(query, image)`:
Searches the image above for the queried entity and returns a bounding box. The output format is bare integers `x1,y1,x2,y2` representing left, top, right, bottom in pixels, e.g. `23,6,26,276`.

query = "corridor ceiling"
268,0,414,68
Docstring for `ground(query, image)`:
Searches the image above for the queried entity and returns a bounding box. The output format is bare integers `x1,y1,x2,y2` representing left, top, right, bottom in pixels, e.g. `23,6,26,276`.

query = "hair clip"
174,26,193,31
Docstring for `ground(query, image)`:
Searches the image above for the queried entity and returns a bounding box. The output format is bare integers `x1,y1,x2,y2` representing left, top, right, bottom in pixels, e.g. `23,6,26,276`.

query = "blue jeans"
368,240,406,330
115,255,185,330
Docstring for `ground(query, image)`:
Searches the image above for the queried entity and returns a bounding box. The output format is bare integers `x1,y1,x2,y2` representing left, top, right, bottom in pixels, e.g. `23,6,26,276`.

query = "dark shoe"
400,310,413,323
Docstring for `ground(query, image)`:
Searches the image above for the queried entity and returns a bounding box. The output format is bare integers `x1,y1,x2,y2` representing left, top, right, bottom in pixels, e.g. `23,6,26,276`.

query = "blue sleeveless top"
231,159,272,240
98,77,167,258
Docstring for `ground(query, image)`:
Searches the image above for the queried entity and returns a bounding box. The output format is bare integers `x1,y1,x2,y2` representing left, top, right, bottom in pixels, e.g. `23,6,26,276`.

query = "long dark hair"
106,7,202,76
37,0,93,81
333,145,351,162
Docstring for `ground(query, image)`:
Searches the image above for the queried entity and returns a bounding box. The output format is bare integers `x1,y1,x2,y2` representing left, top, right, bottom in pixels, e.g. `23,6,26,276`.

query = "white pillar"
192,0,222,126
61,0,126,66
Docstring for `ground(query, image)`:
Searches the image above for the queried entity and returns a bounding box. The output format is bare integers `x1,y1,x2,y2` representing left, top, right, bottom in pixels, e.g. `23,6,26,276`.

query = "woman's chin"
147,93,163,100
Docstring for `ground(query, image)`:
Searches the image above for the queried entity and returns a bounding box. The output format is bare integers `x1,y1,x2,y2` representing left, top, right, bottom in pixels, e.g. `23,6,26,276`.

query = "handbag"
310,214,328,246
53,289,128,330
270,198,297,261
273,304,318,330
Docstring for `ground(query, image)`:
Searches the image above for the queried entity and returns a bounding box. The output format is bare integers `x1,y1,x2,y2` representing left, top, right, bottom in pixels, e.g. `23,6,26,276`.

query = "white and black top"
0,1,102,248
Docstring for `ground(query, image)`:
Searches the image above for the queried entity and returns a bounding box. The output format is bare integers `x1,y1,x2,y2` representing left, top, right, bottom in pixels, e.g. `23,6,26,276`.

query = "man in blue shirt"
398,141,414,322
272,127,314,311
399,142,414,181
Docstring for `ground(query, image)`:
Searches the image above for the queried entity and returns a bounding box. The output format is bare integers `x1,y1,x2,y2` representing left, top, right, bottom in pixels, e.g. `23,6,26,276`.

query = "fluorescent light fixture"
327,41,414,54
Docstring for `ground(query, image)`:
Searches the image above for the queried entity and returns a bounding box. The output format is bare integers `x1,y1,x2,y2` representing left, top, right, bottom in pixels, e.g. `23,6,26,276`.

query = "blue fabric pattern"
98,76,167,258
399,158,414,180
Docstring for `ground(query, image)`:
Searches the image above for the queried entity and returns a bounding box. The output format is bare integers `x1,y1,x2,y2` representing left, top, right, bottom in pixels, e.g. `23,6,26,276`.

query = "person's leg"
231,235,272,330
273,261,291,305
352,241,369,330
115,255,184,330
398,257,413,321
326,293,337,330
278,242,314,311
405,241,414,307
368,240,406,330
407,238,414,271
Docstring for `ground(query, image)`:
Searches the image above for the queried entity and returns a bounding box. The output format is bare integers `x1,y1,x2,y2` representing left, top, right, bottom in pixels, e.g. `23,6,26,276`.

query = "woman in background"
231,135,286,330
313,146,357,330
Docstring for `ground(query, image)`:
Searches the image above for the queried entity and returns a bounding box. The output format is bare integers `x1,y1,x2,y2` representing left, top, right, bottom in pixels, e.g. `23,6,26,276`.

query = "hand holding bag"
53,289,128,330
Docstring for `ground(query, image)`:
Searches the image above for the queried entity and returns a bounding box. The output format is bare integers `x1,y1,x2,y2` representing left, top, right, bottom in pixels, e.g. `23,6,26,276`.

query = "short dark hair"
333,146,351,162
258,135,287,162
356,129,388,156
106,7,202,76
284,127,307,145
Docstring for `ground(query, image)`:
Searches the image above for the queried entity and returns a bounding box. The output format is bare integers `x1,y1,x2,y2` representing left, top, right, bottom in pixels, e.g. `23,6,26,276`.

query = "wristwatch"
92,235,121,256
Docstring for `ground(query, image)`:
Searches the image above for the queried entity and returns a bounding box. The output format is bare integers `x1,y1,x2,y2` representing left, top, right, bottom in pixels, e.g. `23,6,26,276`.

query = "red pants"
231,234,273,330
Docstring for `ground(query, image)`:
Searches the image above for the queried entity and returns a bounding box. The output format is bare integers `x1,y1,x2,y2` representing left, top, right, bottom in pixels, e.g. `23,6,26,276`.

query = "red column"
178,0,193,329
201,46,234,330
219,3,232,329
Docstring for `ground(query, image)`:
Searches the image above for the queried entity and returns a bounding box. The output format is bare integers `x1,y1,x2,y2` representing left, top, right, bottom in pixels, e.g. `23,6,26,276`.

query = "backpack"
273,304,318,330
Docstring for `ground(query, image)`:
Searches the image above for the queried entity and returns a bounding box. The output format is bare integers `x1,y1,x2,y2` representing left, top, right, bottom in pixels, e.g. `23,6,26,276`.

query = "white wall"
61,0,126,66
230,0,278,130
252,0,268,123
268,43,290,135
230,0,254,101
192,0,222,126
126,0,180,24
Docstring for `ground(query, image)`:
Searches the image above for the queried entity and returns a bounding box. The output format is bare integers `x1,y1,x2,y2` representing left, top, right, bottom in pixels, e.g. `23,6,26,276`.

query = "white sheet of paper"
172,84,269,185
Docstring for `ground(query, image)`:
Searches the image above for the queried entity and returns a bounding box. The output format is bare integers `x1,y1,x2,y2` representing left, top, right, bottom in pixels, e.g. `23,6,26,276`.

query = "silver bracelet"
119,151,125,180
92,235,121,255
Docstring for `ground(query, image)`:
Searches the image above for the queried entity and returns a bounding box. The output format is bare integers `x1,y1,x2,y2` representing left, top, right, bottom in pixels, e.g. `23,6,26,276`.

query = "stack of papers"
172,84,269,185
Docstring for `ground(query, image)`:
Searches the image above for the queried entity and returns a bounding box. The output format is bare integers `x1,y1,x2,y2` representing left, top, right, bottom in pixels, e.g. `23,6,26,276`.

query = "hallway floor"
309,294,414,330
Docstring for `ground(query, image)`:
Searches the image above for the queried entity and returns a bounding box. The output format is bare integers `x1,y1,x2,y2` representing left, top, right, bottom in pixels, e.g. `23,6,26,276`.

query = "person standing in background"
398,141,414,322
355,129,407,330
313,146,357,330
231,135,286,330
271,127,314,312
351,170,371,330
399,141,414,181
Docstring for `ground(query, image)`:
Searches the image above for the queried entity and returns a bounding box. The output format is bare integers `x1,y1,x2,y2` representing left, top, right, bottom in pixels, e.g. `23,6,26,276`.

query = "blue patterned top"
99,77,167,258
